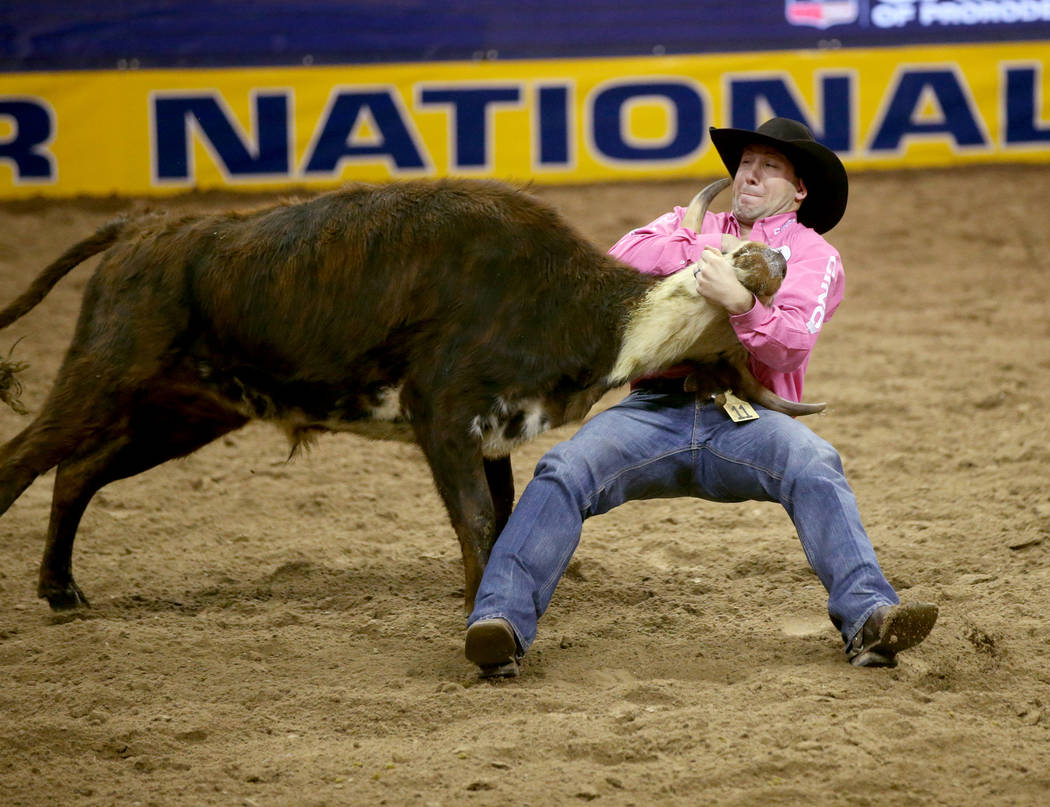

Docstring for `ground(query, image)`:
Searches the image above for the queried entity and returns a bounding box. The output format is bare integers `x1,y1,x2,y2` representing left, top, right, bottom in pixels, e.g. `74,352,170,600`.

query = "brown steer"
0,178,822,612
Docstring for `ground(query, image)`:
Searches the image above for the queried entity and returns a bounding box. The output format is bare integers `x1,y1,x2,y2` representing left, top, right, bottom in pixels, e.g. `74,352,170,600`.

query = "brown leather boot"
465,618,522,678
847,602,939,667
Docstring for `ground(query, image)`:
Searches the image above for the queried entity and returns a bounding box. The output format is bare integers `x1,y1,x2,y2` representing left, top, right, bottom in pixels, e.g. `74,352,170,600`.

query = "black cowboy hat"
709,117,848,234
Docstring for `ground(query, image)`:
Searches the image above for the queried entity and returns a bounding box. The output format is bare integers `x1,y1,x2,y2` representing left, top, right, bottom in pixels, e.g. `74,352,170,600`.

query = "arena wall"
3,3,1050,197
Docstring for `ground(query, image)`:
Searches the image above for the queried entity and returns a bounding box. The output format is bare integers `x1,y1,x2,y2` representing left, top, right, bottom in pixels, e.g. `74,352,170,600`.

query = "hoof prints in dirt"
3,167,1050,806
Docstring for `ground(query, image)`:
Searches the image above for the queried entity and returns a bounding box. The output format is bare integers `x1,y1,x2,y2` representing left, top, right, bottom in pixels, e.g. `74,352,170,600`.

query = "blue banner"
4,1,1050,72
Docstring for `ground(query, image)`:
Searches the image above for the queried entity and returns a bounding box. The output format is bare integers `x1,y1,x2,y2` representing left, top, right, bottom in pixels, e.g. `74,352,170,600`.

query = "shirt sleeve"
729,235,844,373
608,207,724,276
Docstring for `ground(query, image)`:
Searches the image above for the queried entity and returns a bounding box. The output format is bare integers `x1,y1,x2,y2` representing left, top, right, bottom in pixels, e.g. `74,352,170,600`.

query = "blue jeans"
468,388,900,654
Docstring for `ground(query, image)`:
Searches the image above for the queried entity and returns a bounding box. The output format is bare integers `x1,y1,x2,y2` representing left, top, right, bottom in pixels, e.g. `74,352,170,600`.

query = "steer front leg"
431,450,498,615
409,415,499,614
483,455,514,537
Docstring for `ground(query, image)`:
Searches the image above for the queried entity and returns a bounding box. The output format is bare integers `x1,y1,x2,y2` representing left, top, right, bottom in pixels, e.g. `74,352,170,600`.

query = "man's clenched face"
731,144,807,226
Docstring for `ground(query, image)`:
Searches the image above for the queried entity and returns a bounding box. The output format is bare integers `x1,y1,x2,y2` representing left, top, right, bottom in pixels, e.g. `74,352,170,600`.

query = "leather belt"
634,370,726,399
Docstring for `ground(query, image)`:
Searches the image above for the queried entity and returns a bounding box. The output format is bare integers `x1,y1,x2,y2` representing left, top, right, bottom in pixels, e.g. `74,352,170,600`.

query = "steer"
0,177,822,612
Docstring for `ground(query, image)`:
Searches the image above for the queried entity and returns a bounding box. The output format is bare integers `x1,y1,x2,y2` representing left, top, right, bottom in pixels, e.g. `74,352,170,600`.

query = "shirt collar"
729,211,799,239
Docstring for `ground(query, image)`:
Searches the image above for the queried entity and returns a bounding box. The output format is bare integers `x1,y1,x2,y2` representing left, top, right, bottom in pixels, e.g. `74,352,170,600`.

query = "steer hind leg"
38,394,247,609
0,424,68,521
0,381,120,521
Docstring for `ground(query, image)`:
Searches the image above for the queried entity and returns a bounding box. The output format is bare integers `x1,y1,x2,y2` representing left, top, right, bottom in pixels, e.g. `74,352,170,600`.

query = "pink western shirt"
608,206,845,403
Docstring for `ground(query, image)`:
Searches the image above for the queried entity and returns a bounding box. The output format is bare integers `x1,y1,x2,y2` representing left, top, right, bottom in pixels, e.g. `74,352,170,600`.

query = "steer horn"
681,177,731,231
733,360,826,417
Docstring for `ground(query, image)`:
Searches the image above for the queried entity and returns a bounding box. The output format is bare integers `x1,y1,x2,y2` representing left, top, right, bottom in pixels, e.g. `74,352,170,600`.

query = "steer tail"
0,217,127,414
0,217,126,331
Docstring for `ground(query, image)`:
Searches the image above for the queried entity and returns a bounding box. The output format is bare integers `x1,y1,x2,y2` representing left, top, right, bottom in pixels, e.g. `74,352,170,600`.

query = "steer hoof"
39,580,90,611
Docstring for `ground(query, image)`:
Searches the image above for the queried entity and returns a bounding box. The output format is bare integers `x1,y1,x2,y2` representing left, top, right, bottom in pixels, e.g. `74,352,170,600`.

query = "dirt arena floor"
1,163,1048,806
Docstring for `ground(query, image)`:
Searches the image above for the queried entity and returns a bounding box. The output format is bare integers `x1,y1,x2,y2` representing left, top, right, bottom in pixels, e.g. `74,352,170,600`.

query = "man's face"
731,144,807,226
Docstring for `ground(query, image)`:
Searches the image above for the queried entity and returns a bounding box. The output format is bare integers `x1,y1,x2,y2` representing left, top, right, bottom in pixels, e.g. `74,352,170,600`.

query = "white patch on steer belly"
608,268,740,384
265,384,409,451
367,385,404,421
470,397,552,458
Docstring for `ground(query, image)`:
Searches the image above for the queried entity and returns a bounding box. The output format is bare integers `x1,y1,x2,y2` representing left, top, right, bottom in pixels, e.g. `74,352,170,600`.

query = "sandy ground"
0,164,1048,806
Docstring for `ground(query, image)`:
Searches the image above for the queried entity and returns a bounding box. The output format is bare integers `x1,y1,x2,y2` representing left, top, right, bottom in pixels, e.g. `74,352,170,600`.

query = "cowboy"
465,118,938,677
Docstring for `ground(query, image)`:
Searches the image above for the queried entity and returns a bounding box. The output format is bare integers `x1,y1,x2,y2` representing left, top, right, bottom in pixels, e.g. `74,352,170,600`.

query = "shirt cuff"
728,295,765,325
